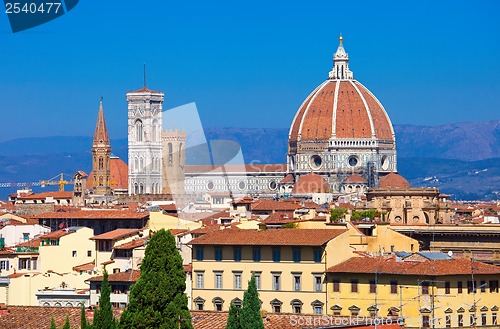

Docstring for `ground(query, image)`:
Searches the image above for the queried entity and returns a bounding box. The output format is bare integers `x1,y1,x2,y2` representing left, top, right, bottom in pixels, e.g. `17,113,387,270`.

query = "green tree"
119,229,193,329
93,269,116,329
239,276,264,329
62,315,70,329
80,305,88,329
225,303,242,329
49,317,56,329
330,208,347,223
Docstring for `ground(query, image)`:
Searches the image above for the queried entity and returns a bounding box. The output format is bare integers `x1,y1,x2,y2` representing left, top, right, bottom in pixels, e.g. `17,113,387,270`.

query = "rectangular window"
98,240,112,252
492,313,497,325
315,275,323,292
23,233,29,241
445,315,451,328
314,306,322,314
390,280,398,294
72,250,77,257
18,258,30,270
422,316,430,328
196,273,204,289
469,314,475,326
467,280,476,294
445,281,450,294
292,248,301,263
482,314,487,326
480,280,486,292
252,247,261,262
215,272,223,289
421,281,429,295
0,260,8,270
253,272,261,290
233,247,242,262
313,248,322,263
272,247,281,262
234,273,242,290
458,314,463,327
32,258,37,270
369,280,376,294
293,275,301,291
332,279,340,292
351,280,358,293
489,280,499,293
458,281,463,293
196,247,204,261
273,305,281,313
273,273,281,291
214,247,223,261
87,250,92,257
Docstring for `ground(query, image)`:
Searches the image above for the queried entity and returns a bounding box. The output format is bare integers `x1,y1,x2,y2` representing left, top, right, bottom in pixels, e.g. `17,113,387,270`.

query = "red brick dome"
292,172,330,194
87,156,129,191
379,172,411,189
289,79,394,145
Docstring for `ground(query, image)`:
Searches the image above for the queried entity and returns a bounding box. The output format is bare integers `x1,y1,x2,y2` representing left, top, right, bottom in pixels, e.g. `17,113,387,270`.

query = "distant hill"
0,120,498,200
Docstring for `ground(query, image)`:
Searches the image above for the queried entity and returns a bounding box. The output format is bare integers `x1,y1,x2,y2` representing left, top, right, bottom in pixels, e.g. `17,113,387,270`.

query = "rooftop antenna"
143,63,147,88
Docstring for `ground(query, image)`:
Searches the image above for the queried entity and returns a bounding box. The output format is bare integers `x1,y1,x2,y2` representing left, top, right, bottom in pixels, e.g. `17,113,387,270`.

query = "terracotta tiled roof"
158,203,178,212
279,173,294,184
36,209,149,220
17,192,73,200
72,262,95,271
292,172,329,194
252,200,300,212
189,228,347,246
170,229,188,236
129,86,161,93
113,238,145,250
87,156,129,190
91,228,140,241
185,163,286,174
88,269,141,282
39,229,74,240
327,256,500,276
14,238,41,248
343,174,367,184
289,80,394,143
379,172,411,189
261,211,296,224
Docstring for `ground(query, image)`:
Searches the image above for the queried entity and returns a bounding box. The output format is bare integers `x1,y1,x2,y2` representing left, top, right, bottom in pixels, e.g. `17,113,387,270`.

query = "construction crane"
40,173,74,192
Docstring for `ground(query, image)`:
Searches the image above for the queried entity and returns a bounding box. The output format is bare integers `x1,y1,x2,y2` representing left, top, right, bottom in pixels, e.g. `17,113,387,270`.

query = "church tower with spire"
126,71,164,195
92,98,112,195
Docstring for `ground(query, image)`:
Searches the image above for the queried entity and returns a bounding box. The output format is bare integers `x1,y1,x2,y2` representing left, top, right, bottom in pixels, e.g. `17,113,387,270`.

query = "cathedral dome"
288,36,394,154
292,172,330,194
379,172,411,189
87,156,129,191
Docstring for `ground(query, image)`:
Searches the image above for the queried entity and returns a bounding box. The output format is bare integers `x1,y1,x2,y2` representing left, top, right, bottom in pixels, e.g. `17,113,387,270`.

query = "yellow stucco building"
327,254,500,328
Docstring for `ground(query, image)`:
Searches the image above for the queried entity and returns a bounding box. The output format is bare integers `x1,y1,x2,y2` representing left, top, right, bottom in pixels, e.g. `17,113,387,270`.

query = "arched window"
98,157,104,170
139,183,144,194
134,183,138,195
134,157,138,173
135,119,143,142
152,120,157,142
168,143,173,165
139,158,144,173
178,143,183,162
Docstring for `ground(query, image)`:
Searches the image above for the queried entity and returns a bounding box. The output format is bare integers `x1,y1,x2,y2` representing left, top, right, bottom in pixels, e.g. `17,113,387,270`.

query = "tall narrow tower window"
135,119,143,142
168,143,173,165
98,157,104,170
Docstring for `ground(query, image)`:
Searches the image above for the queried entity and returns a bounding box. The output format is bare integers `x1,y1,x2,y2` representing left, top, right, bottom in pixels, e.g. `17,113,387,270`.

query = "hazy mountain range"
0,120,498,200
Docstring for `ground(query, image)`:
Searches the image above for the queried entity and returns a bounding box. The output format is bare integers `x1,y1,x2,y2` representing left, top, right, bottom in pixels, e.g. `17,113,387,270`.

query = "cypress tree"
49,317,56,329
119,229,193,329
239,276,264,329
225,303,242,329
62,315,70,329
93,269,116,329
80,305,88,329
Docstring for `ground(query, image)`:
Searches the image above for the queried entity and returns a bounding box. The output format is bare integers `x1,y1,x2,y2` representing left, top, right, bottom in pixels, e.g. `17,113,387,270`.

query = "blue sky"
0,1,499,141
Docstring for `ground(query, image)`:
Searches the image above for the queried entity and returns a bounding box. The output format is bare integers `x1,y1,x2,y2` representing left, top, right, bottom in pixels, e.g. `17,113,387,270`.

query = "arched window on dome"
135,119,143,142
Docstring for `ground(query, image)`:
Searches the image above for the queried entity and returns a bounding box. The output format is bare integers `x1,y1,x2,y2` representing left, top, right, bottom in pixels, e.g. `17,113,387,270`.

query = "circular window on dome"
238,180,246,190
348,156,358,167
310,155,322,169
206,181,214,191
381,155,390,171
269,180,277,191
